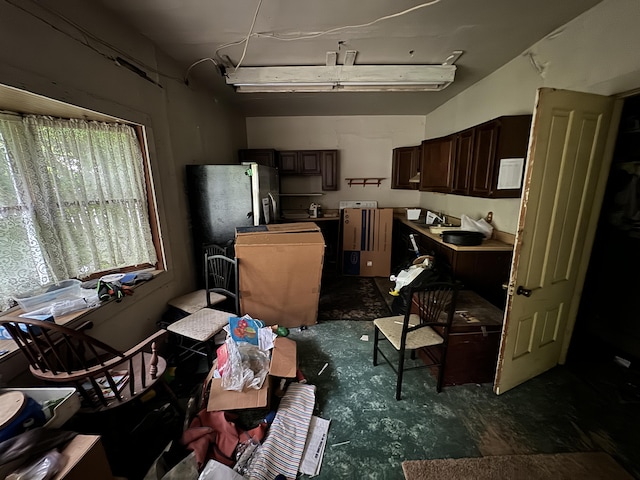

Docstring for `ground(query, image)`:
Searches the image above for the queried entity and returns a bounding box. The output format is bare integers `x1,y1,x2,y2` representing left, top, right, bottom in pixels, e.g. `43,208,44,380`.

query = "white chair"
166,253,239,366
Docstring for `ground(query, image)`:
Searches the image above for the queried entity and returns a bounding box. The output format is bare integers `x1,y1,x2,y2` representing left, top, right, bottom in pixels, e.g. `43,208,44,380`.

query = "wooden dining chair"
373,282,460,399
0,317,179,412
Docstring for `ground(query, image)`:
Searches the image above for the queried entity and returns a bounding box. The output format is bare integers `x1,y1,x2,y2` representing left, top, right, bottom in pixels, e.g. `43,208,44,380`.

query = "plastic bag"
221,338,270,392
460,214,494,239
6,449,66,480
19,288,100,319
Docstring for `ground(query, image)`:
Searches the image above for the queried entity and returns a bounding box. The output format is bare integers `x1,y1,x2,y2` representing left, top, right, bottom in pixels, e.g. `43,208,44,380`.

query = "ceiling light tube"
225,65,456,92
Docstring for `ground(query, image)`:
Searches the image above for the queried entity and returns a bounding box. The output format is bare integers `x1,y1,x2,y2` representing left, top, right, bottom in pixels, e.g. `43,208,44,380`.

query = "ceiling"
96,0,602,117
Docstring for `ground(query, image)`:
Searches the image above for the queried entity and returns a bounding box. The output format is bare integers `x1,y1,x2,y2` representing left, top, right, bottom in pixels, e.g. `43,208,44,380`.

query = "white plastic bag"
460,214,494,239
221,338,270,392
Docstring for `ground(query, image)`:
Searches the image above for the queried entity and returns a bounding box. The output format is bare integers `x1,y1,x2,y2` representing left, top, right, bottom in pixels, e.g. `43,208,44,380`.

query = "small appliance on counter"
308,202,322,219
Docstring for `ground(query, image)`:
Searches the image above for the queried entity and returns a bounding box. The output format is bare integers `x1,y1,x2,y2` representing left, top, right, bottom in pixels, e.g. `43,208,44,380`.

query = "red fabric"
181,409,268,470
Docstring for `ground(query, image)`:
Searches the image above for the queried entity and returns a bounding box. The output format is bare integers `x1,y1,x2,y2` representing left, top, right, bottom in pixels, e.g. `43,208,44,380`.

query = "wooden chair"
0,317,178,412
373,282,460,399
166,253,239,366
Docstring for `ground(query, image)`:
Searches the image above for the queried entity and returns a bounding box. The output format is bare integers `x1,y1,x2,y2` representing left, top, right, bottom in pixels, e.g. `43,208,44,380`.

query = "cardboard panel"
236,227,324,327
269,337,297,378
341,208,393,276
208,377,270,411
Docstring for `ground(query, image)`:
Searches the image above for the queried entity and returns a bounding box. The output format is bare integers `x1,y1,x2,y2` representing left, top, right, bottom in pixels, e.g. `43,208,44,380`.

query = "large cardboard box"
342,208,393,277
207,336,297,411
235,223,324,327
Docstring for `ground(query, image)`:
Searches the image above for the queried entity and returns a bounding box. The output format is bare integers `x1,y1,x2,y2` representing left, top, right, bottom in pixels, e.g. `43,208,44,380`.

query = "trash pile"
159,314,330,480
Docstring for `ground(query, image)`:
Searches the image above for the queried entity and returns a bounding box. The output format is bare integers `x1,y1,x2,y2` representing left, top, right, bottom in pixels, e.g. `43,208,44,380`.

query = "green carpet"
287,321,640,479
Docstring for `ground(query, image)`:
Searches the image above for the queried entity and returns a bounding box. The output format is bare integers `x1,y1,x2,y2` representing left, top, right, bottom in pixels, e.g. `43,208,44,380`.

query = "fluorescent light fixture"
225,65,456,93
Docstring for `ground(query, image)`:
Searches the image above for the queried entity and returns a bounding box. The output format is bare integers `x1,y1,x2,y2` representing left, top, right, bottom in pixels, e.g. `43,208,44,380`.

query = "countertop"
395,215,514,252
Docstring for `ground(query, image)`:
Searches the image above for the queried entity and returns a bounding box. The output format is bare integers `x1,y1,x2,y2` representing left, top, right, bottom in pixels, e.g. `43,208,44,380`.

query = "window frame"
0,84,165,289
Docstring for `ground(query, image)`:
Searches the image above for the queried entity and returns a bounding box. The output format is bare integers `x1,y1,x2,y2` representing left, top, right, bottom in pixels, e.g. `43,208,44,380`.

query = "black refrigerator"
186,162,280,264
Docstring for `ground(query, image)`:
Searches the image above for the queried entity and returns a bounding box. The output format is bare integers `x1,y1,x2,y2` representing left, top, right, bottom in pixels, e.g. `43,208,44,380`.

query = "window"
0,113,159,311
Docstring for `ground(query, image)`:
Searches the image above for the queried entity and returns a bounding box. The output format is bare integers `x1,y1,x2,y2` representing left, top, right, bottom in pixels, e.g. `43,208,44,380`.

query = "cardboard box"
342,208,393,277
235,223,324,327
54,435,114,480
207,337,297,411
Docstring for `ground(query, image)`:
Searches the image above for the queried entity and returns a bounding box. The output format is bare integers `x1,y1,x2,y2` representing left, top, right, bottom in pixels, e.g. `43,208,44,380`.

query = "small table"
413,289,505,386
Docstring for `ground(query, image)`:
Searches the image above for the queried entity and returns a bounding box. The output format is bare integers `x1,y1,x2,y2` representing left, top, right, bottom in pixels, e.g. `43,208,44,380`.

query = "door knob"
516,286,532,297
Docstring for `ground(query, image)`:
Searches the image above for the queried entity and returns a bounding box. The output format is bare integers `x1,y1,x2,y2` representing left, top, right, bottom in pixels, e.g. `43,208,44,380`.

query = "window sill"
0,269,166,362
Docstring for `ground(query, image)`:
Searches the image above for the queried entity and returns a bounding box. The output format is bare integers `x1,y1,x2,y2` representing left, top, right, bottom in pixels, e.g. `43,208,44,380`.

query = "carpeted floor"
318,274,392,321
402,452,634,480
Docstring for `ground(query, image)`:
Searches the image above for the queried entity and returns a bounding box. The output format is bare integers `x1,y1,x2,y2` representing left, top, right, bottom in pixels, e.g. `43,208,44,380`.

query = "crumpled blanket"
181,409,267,470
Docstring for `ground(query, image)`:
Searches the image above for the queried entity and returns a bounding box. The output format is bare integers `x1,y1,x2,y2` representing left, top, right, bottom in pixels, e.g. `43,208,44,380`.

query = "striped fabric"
247,383,316,480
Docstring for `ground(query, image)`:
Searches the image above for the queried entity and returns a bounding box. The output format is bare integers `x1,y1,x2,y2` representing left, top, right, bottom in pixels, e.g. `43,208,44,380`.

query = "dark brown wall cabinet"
419,135,457,192
278,149,339,191
238,149,278,168
391,146,420,190
278,151,322,175
418,115,532,198
320,150,339,191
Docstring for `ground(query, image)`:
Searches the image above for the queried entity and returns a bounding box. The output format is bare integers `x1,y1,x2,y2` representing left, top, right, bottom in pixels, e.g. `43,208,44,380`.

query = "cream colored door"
494,88,622,395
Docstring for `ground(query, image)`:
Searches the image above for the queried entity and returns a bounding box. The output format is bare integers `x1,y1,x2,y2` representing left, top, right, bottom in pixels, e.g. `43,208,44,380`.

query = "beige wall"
0,0,244,375
247,116,425,209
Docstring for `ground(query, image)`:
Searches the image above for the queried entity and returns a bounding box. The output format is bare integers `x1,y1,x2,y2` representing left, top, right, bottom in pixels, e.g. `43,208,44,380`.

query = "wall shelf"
279,192,325,196
345,177,386,187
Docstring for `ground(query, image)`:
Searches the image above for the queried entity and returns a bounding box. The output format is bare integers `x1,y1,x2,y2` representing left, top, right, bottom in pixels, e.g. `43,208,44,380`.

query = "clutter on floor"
145,314,331,479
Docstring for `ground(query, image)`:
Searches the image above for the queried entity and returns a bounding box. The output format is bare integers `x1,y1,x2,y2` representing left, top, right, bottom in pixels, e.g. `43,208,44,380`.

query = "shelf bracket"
345,177,386,187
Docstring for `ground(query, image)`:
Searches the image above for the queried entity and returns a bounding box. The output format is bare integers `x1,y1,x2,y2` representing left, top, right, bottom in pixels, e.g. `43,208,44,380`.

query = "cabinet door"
278,151,299,174
471,121,499,196
392,146,420,189
299,151,322,174
320,150,338,190
451,129,475,195
238,149,277,168
420,135,456,192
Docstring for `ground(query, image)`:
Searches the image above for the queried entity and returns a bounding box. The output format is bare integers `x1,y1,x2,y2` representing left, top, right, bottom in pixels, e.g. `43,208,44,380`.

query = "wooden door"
494,88,621,394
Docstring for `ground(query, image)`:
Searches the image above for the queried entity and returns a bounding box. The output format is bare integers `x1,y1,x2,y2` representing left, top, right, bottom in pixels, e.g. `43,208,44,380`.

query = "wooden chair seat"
373,315,444,350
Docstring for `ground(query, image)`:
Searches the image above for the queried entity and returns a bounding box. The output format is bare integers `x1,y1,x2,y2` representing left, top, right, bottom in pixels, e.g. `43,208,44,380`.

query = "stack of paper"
300,416,331,476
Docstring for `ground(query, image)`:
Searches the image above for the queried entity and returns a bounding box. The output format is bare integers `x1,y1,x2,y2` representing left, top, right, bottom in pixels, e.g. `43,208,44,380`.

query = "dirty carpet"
317,274,392,321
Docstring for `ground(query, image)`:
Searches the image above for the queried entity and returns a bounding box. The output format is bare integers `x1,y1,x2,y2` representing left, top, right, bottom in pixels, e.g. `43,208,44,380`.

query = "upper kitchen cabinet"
238,149,278,168
470,115,532,198
278,149,339,191
419,135,457,192
320,150,339,191
278,150,322,175
417,115,532,198
391,145,420,190
451,128,475,195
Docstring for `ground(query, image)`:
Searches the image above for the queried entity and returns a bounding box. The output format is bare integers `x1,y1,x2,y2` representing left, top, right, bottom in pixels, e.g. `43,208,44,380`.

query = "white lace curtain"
0,114,157,311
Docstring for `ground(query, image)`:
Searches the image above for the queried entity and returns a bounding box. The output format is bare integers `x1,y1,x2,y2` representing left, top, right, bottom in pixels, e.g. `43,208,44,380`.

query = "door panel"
495,88,620,394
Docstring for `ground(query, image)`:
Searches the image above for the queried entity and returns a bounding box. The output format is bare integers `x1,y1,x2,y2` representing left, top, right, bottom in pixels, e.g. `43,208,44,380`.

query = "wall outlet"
366,261,373,267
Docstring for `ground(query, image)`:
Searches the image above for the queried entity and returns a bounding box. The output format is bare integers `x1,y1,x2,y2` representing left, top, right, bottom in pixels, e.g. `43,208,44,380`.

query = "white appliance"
339,200,378,209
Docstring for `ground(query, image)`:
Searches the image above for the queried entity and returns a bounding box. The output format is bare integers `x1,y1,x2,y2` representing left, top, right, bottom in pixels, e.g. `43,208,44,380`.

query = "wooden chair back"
0,317,166,412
